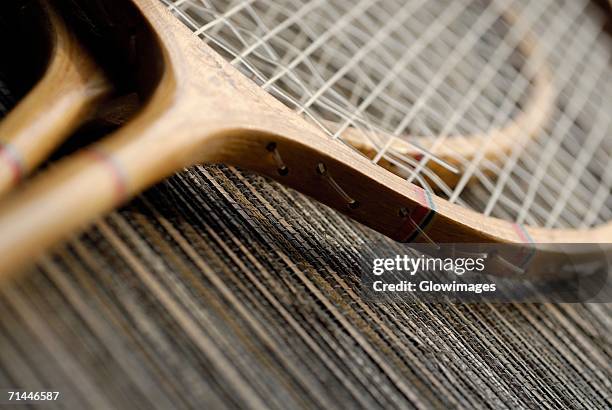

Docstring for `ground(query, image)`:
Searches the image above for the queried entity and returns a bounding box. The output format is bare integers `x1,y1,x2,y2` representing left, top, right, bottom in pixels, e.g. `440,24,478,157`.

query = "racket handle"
0,1,112,196
0,94,197,278
0,151,120,276
0,71,109,196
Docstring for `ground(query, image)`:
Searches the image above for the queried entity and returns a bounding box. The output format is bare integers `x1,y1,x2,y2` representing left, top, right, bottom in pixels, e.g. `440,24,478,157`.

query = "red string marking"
396,186,435,242
511,223,536,270
84,148,129,204
0,142,24,185
512,223,534,244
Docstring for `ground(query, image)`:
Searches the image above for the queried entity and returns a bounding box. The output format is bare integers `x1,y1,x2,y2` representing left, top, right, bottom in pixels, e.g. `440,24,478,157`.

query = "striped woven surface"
0,165,610,409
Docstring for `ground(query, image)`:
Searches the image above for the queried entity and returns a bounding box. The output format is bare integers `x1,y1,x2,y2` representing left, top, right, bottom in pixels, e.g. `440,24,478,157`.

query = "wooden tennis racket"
0,0,111,196
1,1,554,190
0,0,610,277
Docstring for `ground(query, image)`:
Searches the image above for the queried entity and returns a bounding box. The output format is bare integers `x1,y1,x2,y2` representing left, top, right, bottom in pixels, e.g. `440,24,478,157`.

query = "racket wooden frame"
0,0,111,196
0,0,609,277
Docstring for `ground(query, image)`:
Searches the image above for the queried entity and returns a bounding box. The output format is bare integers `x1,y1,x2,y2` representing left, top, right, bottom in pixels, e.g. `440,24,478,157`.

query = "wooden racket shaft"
0,0,609,278
0,0,111,196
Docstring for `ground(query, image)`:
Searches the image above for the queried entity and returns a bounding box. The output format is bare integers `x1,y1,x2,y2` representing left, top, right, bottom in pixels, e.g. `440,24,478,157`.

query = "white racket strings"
163,0,612,230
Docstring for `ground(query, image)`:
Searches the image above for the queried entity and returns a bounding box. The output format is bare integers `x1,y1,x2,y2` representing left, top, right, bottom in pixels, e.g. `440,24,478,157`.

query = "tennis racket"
0,0,610,276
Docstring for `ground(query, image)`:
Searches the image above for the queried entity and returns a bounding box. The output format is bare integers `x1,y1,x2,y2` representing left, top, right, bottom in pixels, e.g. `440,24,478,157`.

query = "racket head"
157,0,611,237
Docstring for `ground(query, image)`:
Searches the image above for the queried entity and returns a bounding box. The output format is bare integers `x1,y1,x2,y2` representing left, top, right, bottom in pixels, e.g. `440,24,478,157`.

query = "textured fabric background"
0,165,610,409
0,81,611,409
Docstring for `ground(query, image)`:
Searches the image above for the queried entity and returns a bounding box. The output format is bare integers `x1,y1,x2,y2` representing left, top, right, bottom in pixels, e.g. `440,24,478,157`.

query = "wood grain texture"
0,0,609,277
0,0,111,195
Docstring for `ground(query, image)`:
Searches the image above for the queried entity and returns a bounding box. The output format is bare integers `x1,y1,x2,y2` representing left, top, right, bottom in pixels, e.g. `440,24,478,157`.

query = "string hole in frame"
266,142,289,176
348,200,360,210
316,162,327,176
316,162,359,210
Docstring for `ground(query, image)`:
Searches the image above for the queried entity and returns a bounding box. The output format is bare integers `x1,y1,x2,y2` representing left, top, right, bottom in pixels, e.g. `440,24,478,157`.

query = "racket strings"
457,0,612,226
480,1,612,228
163,0,612,230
